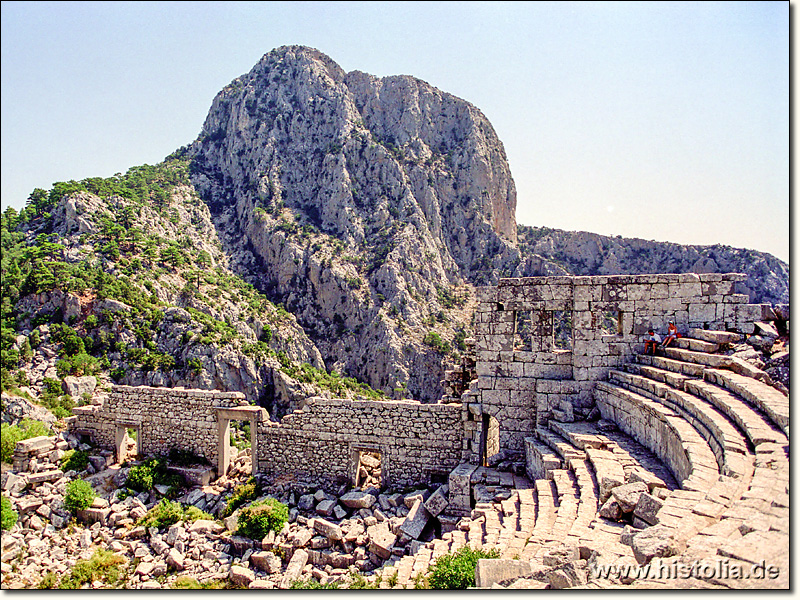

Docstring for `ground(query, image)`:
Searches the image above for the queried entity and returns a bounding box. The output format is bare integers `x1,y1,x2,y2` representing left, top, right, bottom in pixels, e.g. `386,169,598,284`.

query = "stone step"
528,479,558,547
685,378,788,448
609,370,750,478
625,363,696,390
523,436,562,480
594,381,720,491
674,337,720,353
703,369,789,435
637,354,706,378
664,347,744,370
548,420,607,450
553,419,677,491
688,328,742,345
535,427,586,462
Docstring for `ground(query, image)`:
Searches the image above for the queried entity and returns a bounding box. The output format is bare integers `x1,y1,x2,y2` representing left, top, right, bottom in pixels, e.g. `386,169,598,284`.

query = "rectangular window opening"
553,310,573,350
515,311,532,351
600,310,623,336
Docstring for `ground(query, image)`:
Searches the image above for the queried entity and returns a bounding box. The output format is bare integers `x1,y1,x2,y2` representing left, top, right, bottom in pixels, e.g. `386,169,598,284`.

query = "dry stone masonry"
462,273,764,463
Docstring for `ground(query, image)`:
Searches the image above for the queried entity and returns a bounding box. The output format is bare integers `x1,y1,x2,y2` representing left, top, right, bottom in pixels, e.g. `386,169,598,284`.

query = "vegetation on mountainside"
1,157,387,410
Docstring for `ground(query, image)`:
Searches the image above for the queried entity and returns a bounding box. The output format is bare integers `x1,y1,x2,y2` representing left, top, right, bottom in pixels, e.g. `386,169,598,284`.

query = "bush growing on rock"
64,479,95,514
236,497,288,540
1,419,52,463
137,498,184,529
221,477,260,517
125,457,184,494
137,499,213,529
1,495,18,530
426,546,499,589
58,548,127,589
60,449,90,472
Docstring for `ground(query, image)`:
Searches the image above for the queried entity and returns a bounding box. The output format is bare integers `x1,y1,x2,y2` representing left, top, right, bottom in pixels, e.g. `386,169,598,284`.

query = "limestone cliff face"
517,226,789,305
188,46,518,401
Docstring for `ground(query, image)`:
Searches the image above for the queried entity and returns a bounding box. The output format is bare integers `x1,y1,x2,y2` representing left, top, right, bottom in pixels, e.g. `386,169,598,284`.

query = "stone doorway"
353,448,382,490
480,414,500,467
115,421,140,464
215,406,264,478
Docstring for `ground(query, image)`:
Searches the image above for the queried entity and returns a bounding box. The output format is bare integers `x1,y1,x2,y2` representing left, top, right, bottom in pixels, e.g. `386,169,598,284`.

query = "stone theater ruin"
54,271,788,588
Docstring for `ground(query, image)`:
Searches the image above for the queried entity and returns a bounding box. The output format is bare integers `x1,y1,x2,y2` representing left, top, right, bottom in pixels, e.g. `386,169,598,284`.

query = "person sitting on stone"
662,321,678,347
643,329,661,355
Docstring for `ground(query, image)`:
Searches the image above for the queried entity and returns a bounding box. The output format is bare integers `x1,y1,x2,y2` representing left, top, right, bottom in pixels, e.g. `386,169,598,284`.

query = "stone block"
367,522,396,560
611,481,648,513
230,564,255,587
314,518,343,541
315,499,336,517
339,490,376,509
633,493,664,526
475,559,533,588
251,551,282,574
279,548,309,589
423,485,449,517
631,524,680,564
399,499,431,540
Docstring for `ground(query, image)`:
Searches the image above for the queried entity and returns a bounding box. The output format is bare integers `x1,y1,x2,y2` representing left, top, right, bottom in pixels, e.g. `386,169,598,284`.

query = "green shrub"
137,499,213,529
125,457,184,494
1,419,52,463
60,449,90,472
236,497,288,540
0,424,23,463
125,462,154,492
183,505,213,522
58,548,127,589
172,576,230,589
221,477,260,517
64,479,95,515
426,546,500,589
137,498,184,529
37,571,59,589
1,495,18,530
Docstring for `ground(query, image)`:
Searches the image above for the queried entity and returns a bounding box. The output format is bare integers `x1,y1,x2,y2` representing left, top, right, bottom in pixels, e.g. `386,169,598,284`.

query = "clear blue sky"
1,1,789,262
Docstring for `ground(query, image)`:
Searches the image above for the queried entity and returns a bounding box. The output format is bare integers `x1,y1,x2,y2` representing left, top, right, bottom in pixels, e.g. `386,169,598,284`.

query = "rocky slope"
187,45,518,401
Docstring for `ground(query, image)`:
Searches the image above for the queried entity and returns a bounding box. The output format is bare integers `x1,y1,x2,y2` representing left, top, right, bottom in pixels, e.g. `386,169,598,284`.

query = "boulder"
423,485,449,517
62,376,97,399
279,548,309,589
315,499,337,517
630,524,680,564
367,522,396,560
251,551,283,574
598,498,623,521
313,518,343,541
297,494,315,511
166,548,185,571
230,565,255,588
547,561,587,589
189,519,225,535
